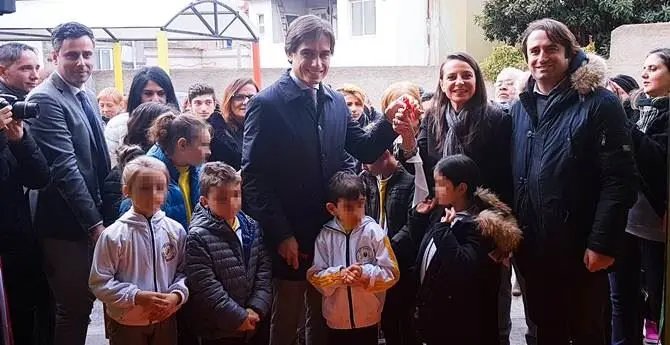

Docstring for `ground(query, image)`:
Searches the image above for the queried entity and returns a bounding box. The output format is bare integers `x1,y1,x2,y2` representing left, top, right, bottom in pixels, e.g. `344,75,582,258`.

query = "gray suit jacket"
27,73,110,240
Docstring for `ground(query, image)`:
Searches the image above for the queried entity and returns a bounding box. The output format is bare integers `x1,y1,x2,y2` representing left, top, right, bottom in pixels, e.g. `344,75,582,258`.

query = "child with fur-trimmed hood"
408,154,522,345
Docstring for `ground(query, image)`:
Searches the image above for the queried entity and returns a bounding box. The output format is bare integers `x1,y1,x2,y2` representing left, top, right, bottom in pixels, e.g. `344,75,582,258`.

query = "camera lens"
13,101,40,120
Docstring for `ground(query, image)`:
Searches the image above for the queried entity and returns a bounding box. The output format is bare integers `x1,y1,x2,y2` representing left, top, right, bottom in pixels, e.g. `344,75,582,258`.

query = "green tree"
476,0,670,56
481,45,527,81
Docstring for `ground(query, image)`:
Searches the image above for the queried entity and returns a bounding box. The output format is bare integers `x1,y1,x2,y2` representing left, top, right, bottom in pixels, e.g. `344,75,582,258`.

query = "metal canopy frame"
0,0,258,43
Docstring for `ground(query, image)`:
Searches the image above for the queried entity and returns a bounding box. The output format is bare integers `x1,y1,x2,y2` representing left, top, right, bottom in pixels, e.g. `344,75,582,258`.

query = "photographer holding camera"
0,43,51,345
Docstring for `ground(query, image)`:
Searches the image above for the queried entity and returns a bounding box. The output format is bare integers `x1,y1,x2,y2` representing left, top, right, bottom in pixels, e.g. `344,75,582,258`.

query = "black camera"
0,94,39,120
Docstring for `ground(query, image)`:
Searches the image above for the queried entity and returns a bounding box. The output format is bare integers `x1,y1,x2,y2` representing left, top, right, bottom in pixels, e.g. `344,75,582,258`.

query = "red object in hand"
402,95,417,122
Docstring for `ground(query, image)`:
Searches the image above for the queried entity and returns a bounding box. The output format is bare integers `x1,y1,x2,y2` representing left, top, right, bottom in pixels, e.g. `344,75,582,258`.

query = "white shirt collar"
289,69,319,91
56,71,86,96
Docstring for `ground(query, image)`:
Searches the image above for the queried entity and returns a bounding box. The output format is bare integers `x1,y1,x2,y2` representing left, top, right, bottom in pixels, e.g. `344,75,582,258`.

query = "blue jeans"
609,233,665,345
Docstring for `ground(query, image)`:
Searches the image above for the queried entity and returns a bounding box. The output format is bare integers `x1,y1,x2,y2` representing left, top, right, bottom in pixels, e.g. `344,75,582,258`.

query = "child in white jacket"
90,155,188,345
307,172,399,345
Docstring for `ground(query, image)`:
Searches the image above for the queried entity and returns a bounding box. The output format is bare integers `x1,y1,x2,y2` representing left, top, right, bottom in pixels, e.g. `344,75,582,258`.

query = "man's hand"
90,224,105,243
583,249,615,272
5,118,24,142
237,309,260,332
278,236,300,270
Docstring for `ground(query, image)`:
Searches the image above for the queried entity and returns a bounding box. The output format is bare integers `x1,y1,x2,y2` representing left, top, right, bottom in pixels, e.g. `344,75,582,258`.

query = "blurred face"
190,94,216,119
200,183,241,222
98,96,123,118
641,53,670,97
327,196,366,230
363,151,390,176
288,35,332,87
230,83,258,119
526,30,570,90
141,80,167,104
494,74,518,103
52,36,94,88
440,59,476,111
0,50,40,93
344,93,365,120
178,129,211,166
124,168,167,217
434,172,466,207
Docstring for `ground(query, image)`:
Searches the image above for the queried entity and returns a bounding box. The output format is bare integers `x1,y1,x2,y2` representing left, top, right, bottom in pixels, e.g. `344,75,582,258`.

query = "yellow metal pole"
156,31,169,74
112,42,123,92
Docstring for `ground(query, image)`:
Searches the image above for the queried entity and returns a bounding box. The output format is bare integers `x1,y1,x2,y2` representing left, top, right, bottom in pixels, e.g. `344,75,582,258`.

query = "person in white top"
104,66,179,167
89,155,188,345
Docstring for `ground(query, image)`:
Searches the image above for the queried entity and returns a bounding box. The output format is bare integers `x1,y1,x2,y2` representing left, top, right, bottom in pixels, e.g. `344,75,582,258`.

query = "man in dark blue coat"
242,15,410,345
510,19,637,344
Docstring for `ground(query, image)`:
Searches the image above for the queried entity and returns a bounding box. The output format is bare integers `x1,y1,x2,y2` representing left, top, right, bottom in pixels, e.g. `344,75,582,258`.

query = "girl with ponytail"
410,154,522,345
120,113,211,229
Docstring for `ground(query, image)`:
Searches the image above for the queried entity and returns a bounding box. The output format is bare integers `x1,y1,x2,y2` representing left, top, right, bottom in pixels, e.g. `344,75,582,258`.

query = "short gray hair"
0,43,37,67
284,15,335,56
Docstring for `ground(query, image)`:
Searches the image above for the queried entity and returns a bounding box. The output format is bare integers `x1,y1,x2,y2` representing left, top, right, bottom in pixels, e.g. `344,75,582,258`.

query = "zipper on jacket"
148,218,158,293
345,232,356,329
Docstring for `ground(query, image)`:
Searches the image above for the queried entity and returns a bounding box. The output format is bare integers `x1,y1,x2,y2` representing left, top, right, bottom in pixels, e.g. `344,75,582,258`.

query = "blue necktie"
77,91,109,182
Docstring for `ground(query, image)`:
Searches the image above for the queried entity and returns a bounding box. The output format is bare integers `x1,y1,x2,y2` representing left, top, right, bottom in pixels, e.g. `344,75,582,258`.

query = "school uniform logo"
162,242,177,262
356,246,374,264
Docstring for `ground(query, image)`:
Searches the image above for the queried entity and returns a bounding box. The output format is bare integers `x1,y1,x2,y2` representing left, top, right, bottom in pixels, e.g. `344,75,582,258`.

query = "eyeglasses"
231,94,253,102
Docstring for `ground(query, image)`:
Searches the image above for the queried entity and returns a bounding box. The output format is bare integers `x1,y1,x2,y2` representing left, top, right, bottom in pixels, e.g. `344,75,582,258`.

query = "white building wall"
248,0,428,68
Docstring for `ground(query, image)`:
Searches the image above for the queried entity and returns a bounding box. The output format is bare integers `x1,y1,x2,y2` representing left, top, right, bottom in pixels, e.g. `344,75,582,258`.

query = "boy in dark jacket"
184,162,272,345
360,149,417,345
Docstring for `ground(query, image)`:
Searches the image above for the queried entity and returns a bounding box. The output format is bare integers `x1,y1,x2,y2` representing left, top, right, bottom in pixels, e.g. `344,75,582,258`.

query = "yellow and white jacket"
307,216,399,330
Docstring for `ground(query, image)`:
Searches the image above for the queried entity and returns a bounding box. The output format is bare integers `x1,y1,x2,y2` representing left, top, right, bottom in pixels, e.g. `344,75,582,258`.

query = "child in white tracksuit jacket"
89,156,189,345
308,172,399,345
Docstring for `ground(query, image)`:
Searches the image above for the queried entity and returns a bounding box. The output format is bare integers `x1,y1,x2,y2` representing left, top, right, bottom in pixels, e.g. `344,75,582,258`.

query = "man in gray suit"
26,22,110,345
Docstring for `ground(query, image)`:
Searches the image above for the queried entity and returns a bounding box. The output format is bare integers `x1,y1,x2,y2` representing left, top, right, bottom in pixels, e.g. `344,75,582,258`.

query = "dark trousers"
381,277,419,345
0,236,53,345
608,232,665,345
516,247,610,345
42,238,95,345
498,260,537,345
327,325,378,345
108,316,177,345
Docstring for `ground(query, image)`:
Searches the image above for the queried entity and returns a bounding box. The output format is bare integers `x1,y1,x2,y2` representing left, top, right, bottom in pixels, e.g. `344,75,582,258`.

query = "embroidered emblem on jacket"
162,242,177,262
356,246,374,264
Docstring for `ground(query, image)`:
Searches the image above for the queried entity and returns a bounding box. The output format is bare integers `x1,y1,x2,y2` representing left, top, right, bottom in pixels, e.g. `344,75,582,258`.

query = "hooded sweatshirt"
307,216,399,330
89,208,189,326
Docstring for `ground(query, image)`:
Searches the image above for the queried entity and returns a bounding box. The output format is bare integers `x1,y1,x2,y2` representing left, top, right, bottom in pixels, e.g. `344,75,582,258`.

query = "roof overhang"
0,0,258,42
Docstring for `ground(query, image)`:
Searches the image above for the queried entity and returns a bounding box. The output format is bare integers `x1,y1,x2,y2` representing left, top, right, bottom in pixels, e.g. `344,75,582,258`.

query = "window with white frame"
94,48,113,70
258,14,265,35
351,0,375,36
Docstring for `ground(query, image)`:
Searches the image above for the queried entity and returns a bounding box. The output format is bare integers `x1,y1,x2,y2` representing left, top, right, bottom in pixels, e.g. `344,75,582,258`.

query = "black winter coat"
361,164,414,239
0,129,50,253
184,204,272,340
413,189,522,345
626,96,669,218
102,165,122,227
208,111,243,170
242,70,397,280
402,104,513,205
510,53,637,264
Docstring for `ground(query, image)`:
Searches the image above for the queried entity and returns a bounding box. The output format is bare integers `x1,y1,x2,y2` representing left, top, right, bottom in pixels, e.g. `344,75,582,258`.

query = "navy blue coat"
510,53,637,265
242,70,397,280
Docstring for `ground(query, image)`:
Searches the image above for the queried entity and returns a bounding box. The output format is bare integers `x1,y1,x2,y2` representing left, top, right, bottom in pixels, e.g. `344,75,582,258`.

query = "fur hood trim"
473,188,523,254
570,52,608,95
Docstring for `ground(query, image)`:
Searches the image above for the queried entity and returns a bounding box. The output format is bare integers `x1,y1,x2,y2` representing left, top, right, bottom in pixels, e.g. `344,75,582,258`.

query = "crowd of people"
0,13,668,345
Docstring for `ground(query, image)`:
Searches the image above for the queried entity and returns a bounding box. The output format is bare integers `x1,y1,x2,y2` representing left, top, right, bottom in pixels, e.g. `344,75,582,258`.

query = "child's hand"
152,293,182,321
441,207,456,223
342,264,363,285
246,308,260,325
416,198,436,214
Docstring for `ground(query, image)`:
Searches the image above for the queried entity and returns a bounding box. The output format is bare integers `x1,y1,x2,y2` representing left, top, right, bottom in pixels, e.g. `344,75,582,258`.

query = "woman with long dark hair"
207,77,259,170
610,47,670,345
104,66,179,167
402,52,512,203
